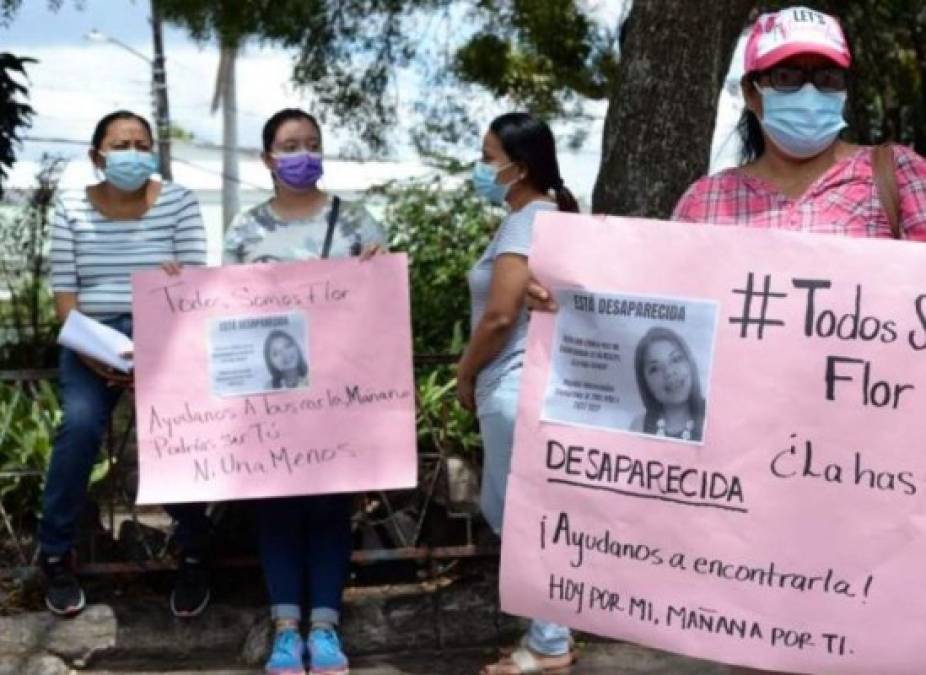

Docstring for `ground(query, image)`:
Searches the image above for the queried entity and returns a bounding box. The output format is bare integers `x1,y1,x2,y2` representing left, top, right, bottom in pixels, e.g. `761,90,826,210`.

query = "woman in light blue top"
457,112,579,675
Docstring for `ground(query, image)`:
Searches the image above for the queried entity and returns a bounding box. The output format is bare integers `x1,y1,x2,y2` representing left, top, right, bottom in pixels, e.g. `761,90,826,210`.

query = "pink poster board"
131,254,416,504
500,213,926,674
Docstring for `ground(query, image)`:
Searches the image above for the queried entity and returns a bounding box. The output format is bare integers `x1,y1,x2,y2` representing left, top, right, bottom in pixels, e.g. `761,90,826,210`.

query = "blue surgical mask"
472,160,514,205
758,83,847,159
101,149,159,191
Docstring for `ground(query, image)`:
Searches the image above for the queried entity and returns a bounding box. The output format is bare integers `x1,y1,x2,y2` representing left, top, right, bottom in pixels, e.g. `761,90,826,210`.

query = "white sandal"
483,647,574,674
501,634,576,656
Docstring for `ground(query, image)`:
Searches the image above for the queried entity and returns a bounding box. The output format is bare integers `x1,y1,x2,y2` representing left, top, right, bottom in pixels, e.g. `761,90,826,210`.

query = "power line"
23,134,261,154
23,135,90,146
22,135,268,190
24,57,281,124
22,135,428,163
19,135,440,192
170,156,269,191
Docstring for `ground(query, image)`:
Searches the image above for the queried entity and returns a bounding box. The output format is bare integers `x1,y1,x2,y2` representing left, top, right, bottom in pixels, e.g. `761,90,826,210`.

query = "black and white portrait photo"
208,312,310,397
263,329,309,389
541,289,717,446
630,327,706,442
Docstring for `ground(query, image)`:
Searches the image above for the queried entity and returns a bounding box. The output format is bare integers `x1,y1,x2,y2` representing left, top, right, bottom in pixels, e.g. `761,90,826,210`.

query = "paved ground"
83,642,733,674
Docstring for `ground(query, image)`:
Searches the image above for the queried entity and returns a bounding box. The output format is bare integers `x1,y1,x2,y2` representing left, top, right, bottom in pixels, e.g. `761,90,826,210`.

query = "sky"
0,0,323,157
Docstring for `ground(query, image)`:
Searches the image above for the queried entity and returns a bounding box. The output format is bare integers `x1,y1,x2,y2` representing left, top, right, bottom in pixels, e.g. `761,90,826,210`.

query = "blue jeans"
39,314,211,557
255,494,353,624
477,370,572,657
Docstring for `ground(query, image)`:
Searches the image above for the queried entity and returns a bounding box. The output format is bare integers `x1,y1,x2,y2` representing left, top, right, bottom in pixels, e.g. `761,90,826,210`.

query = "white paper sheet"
57,310,134,373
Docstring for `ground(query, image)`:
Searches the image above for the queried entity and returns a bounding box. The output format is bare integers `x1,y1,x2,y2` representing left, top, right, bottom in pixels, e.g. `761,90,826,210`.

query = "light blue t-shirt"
468,200,557,404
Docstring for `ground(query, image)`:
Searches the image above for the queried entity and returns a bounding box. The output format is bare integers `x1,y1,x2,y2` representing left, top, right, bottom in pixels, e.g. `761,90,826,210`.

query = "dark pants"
255,494,353,623
39,314,211,557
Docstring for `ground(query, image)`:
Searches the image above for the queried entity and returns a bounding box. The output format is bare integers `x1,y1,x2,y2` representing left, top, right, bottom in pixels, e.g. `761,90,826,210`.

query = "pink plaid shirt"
672,145,926,241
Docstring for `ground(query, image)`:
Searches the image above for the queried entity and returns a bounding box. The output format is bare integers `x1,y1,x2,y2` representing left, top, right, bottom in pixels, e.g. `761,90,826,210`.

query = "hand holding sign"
131,254,416,504
524,277,559,313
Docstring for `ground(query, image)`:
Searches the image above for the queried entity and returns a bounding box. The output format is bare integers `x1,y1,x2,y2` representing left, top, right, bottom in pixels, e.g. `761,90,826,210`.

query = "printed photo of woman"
631,327,706,443
263,329,308,389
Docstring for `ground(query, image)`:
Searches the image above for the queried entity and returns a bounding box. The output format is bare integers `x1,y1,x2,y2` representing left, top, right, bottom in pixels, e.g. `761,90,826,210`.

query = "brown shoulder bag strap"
872,143,902,239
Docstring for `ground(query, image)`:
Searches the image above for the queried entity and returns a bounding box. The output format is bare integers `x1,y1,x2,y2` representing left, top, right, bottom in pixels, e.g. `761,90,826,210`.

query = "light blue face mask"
758,83,847,159
472,160,515,205
101,149,159,191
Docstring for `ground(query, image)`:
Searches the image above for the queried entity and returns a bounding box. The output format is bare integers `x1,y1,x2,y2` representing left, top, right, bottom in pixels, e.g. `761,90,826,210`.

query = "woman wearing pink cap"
524,6,926,675
673,5,926,238
677,7,926,675
528,6,926,312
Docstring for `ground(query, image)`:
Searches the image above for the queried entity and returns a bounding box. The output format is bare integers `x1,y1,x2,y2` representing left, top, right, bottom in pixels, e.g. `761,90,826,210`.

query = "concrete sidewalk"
81,642,733,674
2,566,738,675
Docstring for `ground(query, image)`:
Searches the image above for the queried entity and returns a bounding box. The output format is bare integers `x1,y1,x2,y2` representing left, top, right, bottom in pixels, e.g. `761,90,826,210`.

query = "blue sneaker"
307,627,349,675
265,628,306,675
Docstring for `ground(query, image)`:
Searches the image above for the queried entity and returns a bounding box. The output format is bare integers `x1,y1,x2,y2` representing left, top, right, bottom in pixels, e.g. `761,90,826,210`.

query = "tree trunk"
150,0,173,181
592,0,755,218
213,40,239,231
909,17,926,156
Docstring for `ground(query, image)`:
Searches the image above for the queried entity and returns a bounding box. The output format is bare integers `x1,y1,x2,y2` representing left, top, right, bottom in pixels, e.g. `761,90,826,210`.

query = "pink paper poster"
500,213,926,674
131,254,416,504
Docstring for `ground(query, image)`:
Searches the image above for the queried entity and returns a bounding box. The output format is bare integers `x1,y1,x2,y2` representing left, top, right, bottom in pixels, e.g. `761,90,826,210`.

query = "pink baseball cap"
744,6,851,74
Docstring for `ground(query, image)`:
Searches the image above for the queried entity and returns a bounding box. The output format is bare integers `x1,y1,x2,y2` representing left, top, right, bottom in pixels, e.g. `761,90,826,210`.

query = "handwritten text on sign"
499,214,926,675
131,255,416,504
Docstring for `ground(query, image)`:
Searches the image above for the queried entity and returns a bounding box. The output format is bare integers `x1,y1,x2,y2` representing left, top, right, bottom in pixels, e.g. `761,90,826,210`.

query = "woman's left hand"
524,277,558,312
161,260,183,276
456,369,476,412
359,245,385,261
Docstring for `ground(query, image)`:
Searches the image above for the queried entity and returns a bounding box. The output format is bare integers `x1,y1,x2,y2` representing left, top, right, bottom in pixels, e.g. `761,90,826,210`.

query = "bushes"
383,176,499,456
0,377,114,528
384,175,500,356
0,381,59,523
0,156,63,369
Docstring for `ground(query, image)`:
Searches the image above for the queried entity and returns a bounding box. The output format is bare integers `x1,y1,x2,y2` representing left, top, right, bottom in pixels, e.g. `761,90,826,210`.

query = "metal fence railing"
0,356,497,578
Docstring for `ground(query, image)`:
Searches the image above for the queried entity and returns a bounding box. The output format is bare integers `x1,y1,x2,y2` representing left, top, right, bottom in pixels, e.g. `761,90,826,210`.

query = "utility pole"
150,0,172,181
213,39,239,230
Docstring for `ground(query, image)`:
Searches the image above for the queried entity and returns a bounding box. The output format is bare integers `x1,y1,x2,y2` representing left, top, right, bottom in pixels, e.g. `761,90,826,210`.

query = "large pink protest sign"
131,254,416,504
500,213,926,674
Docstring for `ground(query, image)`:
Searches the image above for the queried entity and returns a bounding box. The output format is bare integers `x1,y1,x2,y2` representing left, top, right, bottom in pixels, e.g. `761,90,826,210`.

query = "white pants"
477,371,572,656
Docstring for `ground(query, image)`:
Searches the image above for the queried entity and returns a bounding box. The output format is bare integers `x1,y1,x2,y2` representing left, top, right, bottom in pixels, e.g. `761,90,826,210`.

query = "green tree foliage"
0,0,61,25
1,0,921,221
454,1,617,117
155,0,453,152
0,378,109,524
455,1,926,163
0,380,61,524
381,176,498,354
382,177,494,458
0,53,35,198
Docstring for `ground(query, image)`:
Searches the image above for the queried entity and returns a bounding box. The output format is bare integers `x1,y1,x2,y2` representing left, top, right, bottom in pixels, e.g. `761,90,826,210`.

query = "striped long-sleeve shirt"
50,182,207,318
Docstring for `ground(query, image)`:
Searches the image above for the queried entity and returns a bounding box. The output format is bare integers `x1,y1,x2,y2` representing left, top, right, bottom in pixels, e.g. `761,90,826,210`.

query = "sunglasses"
755,66,849,93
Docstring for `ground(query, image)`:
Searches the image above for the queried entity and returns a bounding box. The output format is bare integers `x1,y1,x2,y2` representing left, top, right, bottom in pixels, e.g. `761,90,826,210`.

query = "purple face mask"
273,151,323,190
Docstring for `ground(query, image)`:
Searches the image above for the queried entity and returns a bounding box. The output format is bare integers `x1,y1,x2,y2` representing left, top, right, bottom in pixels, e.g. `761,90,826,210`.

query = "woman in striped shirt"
42,110,213,619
